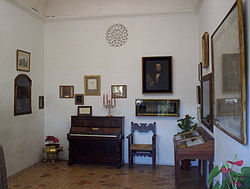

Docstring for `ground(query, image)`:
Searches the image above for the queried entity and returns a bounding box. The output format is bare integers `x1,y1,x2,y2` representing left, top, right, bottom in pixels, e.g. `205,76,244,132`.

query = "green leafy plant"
208,155,250,189
177,115,197,133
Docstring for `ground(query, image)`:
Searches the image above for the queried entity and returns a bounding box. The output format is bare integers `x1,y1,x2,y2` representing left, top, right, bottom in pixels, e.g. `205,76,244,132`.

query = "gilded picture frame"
16,50,30,72
135,99,179,117
211,0,247,145
84,75,101,96
202,32,209,68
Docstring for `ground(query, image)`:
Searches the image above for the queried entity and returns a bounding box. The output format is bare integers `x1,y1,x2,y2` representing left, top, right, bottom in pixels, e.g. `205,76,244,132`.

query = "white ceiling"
10,0,204,19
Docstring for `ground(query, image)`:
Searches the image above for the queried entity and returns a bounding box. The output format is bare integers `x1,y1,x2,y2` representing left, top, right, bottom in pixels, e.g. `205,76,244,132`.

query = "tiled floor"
8,161,205,189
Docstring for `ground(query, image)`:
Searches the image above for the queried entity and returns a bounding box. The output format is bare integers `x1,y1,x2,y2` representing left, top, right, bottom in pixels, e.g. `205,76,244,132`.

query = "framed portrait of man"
142,56,172,93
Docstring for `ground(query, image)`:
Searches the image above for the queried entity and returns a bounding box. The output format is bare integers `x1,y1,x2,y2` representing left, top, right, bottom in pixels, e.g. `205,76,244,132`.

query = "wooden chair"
127,122,157,168
0,145,8,189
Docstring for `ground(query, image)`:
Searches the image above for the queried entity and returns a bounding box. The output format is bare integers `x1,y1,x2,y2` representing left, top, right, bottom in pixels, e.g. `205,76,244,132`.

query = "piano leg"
202,160,207,187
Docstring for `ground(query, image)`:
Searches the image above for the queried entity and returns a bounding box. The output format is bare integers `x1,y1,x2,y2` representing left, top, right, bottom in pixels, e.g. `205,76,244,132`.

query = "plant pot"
181,159,191,170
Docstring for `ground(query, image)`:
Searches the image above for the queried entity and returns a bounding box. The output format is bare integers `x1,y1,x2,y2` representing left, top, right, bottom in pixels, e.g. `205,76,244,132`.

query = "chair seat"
131,144,152,151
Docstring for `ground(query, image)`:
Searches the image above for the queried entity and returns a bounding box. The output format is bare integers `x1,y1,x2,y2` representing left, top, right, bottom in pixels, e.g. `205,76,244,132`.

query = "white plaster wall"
0,0,45,176
44,14,199,165
198,0,250,167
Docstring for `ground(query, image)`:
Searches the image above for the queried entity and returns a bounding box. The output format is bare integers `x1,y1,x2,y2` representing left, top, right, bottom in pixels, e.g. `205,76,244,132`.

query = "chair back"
131,122,156,134
0,145,8,189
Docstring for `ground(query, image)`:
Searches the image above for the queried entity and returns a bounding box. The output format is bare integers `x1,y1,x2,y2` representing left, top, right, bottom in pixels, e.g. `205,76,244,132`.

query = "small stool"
43,145,63,165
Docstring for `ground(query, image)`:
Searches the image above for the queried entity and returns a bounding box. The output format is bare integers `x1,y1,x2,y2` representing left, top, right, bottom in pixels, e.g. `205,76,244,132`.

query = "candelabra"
103,94,116,117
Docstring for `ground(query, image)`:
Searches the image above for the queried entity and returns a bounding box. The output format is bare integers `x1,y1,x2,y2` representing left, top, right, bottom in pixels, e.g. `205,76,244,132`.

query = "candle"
106,94,108,105
111,94,113,105
114,96,116,106
103,94,105,106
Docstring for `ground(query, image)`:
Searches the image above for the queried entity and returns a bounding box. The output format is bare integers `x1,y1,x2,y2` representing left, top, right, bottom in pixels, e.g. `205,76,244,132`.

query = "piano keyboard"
69,133,117,138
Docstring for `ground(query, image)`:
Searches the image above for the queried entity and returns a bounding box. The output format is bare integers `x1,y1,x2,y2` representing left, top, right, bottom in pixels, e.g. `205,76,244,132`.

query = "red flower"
227,160,243,166
236,181,242,187
45,136,59,143
222,168,228,174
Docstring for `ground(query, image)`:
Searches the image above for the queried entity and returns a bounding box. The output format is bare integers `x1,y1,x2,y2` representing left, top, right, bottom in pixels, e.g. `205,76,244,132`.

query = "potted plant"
45,136,59,148
176,115,198,170
208,155,250,189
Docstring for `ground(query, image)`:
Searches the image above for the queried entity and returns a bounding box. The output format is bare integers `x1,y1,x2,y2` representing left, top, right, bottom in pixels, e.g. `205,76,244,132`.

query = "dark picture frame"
142,56,172,93
78,106,92,116
211,0,247,145
200,73,213,132
75,94,84,105
198,62,203,81
39,96,44,109
111,85,127,98
16,50,30,72
59,86,74,98
14,74,32,115
196,85,201,104
202,32,209,68
135,99,179,117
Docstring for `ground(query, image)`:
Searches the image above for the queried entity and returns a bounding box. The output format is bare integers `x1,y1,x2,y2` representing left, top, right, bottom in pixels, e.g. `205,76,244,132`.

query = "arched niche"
14,74,32,115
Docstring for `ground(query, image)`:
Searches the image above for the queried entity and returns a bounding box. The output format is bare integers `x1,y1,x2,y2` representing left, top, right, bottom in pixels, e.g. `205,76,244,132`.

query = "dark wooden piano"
173,127,214,189
67,116,124,168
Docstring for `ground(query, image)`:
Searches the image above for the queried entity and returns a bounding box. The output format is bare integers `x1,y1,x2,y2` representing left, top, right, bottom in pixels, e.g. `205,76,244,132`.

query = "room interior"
0,0,250,188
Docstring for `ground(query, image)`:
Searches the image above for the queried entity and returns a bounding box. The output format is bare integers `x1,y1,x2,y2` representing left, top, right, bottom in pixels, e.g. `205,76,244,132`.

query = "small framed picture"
16,50,30,72
78,106,92,116
75,94,84,105
111,85,127,98
39,96,44,109
59,86,74,98
202,32,209,68
84,75,101,96
198,62,202,81
196,85,201,104
197,107,201,122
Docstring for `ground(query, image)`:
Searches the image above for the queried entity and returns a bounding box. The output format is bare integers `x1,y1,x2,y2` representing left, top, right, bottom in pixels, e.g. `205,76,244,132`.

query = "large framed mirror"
14,74,32,115
201,73,213,132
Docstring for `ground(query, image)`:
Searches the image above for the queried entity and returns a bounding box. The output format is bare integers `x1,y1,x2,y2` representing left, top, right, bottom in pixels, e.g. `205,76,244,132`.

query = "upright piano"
67,116,124,168
173,127,214,189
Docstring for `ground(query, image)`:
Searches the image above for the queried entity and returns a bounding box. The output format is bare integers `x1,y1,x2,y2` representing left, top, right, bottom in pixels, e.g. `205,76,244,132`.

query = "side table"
43,145,63,165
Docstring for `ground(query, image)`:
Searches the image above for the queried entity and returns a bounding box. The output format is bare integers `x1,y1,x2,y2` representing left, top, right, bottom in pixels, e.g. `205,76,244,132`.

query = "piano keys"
67,116,124,168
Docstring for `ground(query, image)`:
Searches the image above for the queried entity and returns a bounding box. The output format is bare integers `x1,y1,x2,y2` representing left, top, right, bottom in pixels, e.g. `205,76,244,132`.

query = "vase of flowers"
45,136,59,148
208,155,250,189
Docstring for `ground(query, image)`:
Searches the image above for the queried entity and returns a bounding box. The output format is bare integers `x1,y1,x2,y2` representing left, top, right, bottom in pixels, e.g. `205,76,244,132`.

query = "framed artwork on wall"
75,94,84,105
39,96,44,109
84,75,101,96
202,32,209,68
200,73,213,132
78,106,92,116
135,99,179,117
211,0,247,145
111,85,127,98
59,86,74,98
16,50,30,72
14,74,32,115
142,56,172,93
198,62,202,81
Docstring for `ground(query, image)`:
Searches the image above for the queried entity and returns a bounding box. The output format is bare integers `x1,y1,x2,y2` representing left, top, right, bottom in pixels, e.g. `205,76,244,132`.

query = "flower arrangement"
208,155,250,189
45,136,59,146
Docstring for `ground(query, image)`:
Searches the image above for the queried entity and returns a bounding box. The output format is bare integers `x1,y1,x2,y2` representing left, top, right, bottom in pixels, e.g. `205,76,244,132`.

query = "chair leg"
152,152,156,168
